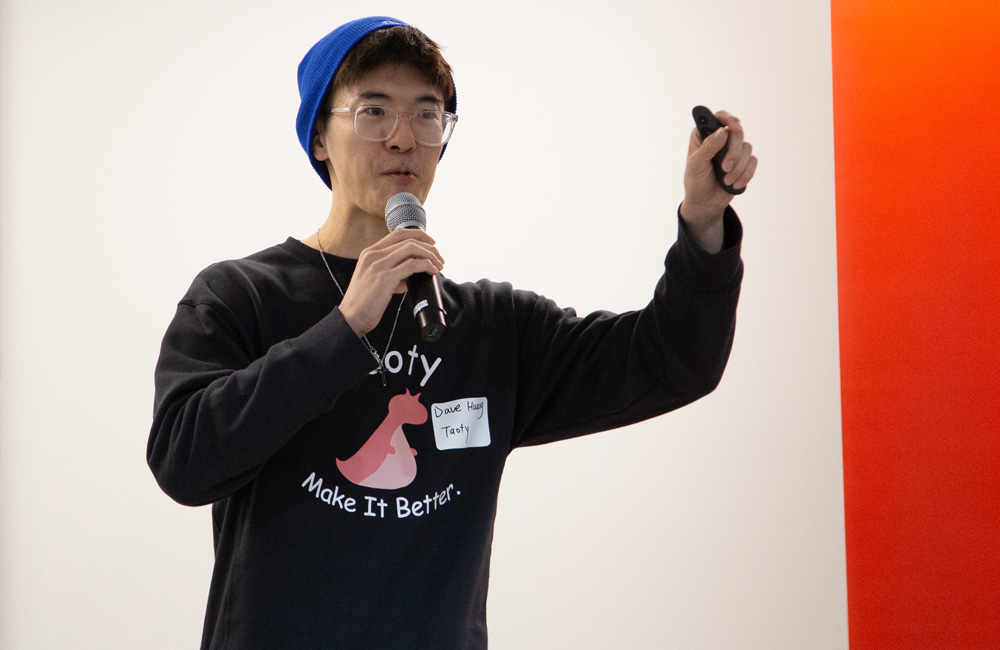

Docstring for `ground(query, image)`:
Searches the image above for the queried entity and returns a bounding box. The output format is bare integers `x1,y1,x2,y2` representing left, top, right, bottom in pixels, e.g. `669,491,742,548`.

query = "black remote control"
692,105,745,195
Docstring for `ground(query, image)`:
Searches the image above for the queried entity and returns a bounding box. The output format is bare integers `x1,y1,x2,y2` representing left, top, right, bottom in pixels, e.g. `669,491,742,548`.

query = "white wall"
0,1,846,648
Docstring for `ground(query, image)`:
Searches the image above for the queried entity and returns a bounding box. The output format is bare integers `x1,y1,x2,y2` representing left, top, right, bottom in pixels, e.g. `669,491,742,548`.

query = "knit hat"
295,16,457,188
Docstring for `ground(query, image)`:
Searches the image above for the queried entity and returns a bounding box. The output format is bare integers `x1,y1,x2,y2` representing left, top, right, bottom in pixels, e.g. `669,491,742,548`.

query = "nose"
385,114,417,152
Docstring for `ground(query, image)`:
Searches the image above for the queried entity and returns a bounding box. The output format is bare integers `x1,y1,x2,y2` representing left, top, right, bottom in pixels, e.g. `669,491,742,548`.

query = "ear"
312,129,330,162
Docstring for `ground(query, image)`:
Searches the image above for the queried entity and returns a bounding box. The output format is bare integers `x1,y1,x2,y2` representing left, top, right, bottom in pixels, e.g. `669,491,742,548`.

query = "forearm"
656,207,743,391
147,306,374,506
512,208,743,447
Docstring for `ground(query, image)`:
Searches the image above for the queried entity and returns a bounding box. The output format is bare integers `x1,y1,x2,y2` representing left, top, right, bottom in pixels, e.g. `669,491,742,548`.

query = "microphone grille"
385,192,427,231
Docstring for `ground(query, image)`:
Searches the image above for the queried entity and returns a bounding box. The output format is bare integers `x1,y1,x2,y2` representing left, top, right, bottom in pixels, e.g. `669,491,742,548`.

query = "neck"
304,203,390,259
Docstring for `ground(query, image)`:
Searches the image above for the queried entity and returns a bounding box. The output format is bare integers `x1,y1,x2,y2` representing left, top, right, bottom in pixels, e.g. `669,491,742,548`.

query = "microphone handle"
406,272,446,342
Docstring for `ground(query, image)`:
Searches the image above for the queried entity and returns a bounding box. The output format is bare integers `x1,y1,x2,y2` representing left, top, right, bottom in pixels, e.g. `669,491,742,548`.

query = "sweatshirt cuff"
285,306,379,406
670,205,744,292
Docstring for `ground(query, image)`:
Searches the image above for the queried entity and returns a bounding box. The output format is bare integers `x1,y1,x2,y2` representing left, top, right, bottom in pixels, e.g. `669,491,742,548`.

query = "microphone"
385,192,446,342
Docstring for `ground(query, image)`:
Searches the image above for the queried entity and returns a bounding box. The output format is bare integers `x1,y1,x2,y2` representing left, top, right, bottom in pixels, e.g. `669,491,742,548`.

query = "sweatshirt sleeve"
147,268,376,507
510,206,744,448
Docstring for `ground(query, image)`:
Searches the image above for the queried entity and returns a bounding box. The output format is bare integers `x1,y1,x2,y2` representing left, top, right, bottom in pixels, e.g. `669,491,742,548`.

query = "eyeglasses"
329,105,459,147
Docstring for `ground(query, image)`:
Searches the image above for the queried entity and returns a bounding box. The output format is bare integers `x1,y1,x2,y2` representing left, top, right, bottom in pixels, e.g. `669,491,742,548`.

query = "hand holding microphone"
335,200,443,340
385,192,447,342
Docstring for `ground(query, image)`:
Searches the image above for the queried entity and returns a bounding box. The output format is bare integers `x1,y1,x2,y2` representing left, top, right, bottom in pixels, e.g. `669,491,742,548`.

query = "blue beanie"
295,17,457,188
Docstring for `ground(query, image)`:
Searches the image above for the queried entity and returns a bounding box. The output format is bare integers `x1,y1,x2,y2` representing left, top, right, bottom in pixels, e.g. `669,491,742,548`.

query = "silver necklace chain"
315,230,404,386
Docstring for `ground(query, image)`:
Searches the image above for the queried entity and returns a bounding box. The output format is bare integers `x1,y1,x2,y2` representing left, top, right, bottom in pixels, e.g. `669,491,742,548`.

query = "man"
148,15,755,650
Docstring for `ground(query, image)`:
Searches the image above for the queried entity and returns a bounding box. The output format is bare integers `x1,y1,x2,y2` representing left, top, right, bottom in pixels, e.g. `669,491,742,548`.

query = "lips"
384,168,417,186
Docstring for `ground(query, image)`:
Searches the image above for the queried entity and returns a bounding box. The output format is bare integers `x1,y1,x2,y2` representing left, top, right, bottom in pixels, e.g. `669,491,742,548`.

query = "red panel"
832,1,1000,648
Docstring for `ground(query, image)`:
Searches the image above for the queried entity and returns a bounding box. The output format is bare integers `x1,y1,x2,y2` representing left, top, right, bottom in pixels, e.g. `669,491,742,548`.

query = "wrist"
679,202,725,254
337,302,369,338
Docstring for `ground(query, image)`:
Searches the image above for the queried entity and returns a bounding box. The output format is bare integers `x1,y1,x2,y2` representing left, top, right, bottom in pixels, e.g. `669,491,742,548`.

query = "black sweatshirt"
148,208,743,650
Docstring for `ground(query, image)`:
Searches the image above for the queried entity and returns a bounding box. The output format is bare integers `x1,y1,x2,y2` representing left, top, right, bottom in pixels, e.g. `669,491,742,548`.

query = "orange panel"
833,1,1000,648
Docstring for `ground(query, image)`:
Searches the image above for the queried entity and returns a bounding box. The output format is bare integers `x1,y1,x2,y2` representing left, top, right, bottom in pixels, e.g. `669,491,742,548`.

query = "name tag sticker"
431,397,490,450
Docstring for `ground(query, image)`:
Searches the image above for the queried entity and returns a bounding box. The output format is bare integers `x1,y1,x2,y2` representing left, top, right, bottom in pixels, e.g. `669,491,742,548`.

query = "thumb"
690,125,729,162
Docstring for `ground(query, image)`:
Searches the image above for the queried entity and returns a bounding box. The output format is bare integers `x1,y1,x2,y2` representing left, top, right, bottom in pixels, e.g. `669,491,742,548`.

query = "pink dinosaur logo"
336,389,427,490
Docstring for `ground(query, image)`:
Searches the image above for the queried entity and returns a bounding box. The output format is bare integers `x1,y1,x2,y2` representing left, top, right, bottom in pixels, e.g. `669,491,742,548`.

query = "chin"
384,186,426,205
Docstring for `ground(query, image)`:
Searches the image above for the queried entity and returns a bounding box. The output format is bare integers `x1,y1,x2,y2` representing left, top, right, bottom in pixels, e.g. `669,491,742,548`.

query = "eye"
416,110,442,123
359,106,387,118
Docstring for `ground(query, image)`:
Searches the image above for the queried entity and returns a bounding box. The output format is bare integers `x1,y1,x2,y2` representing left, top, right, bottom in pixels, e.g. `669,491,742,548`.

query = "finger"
392,238,445,269
690,125,729,163
370,239,445,275
688,125,704,151
724,141,753,186
394,232,443,266
403,255,442,276
715,110,741,130
376,227,437,248
363,235,445,270
731,154,758,190
390,256,442,295
716,112,745,174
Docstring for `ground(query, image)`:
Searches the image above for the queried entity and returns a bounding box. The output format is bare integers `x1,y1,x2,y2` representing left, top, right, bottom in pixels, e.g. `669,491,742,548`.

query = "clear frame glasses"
330,105,459,147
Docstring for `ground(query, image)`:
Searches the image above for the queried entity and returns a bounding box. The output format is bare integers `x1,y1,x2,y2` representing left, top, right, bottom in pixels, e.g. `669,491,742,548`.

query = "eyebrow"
357,91,443,106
